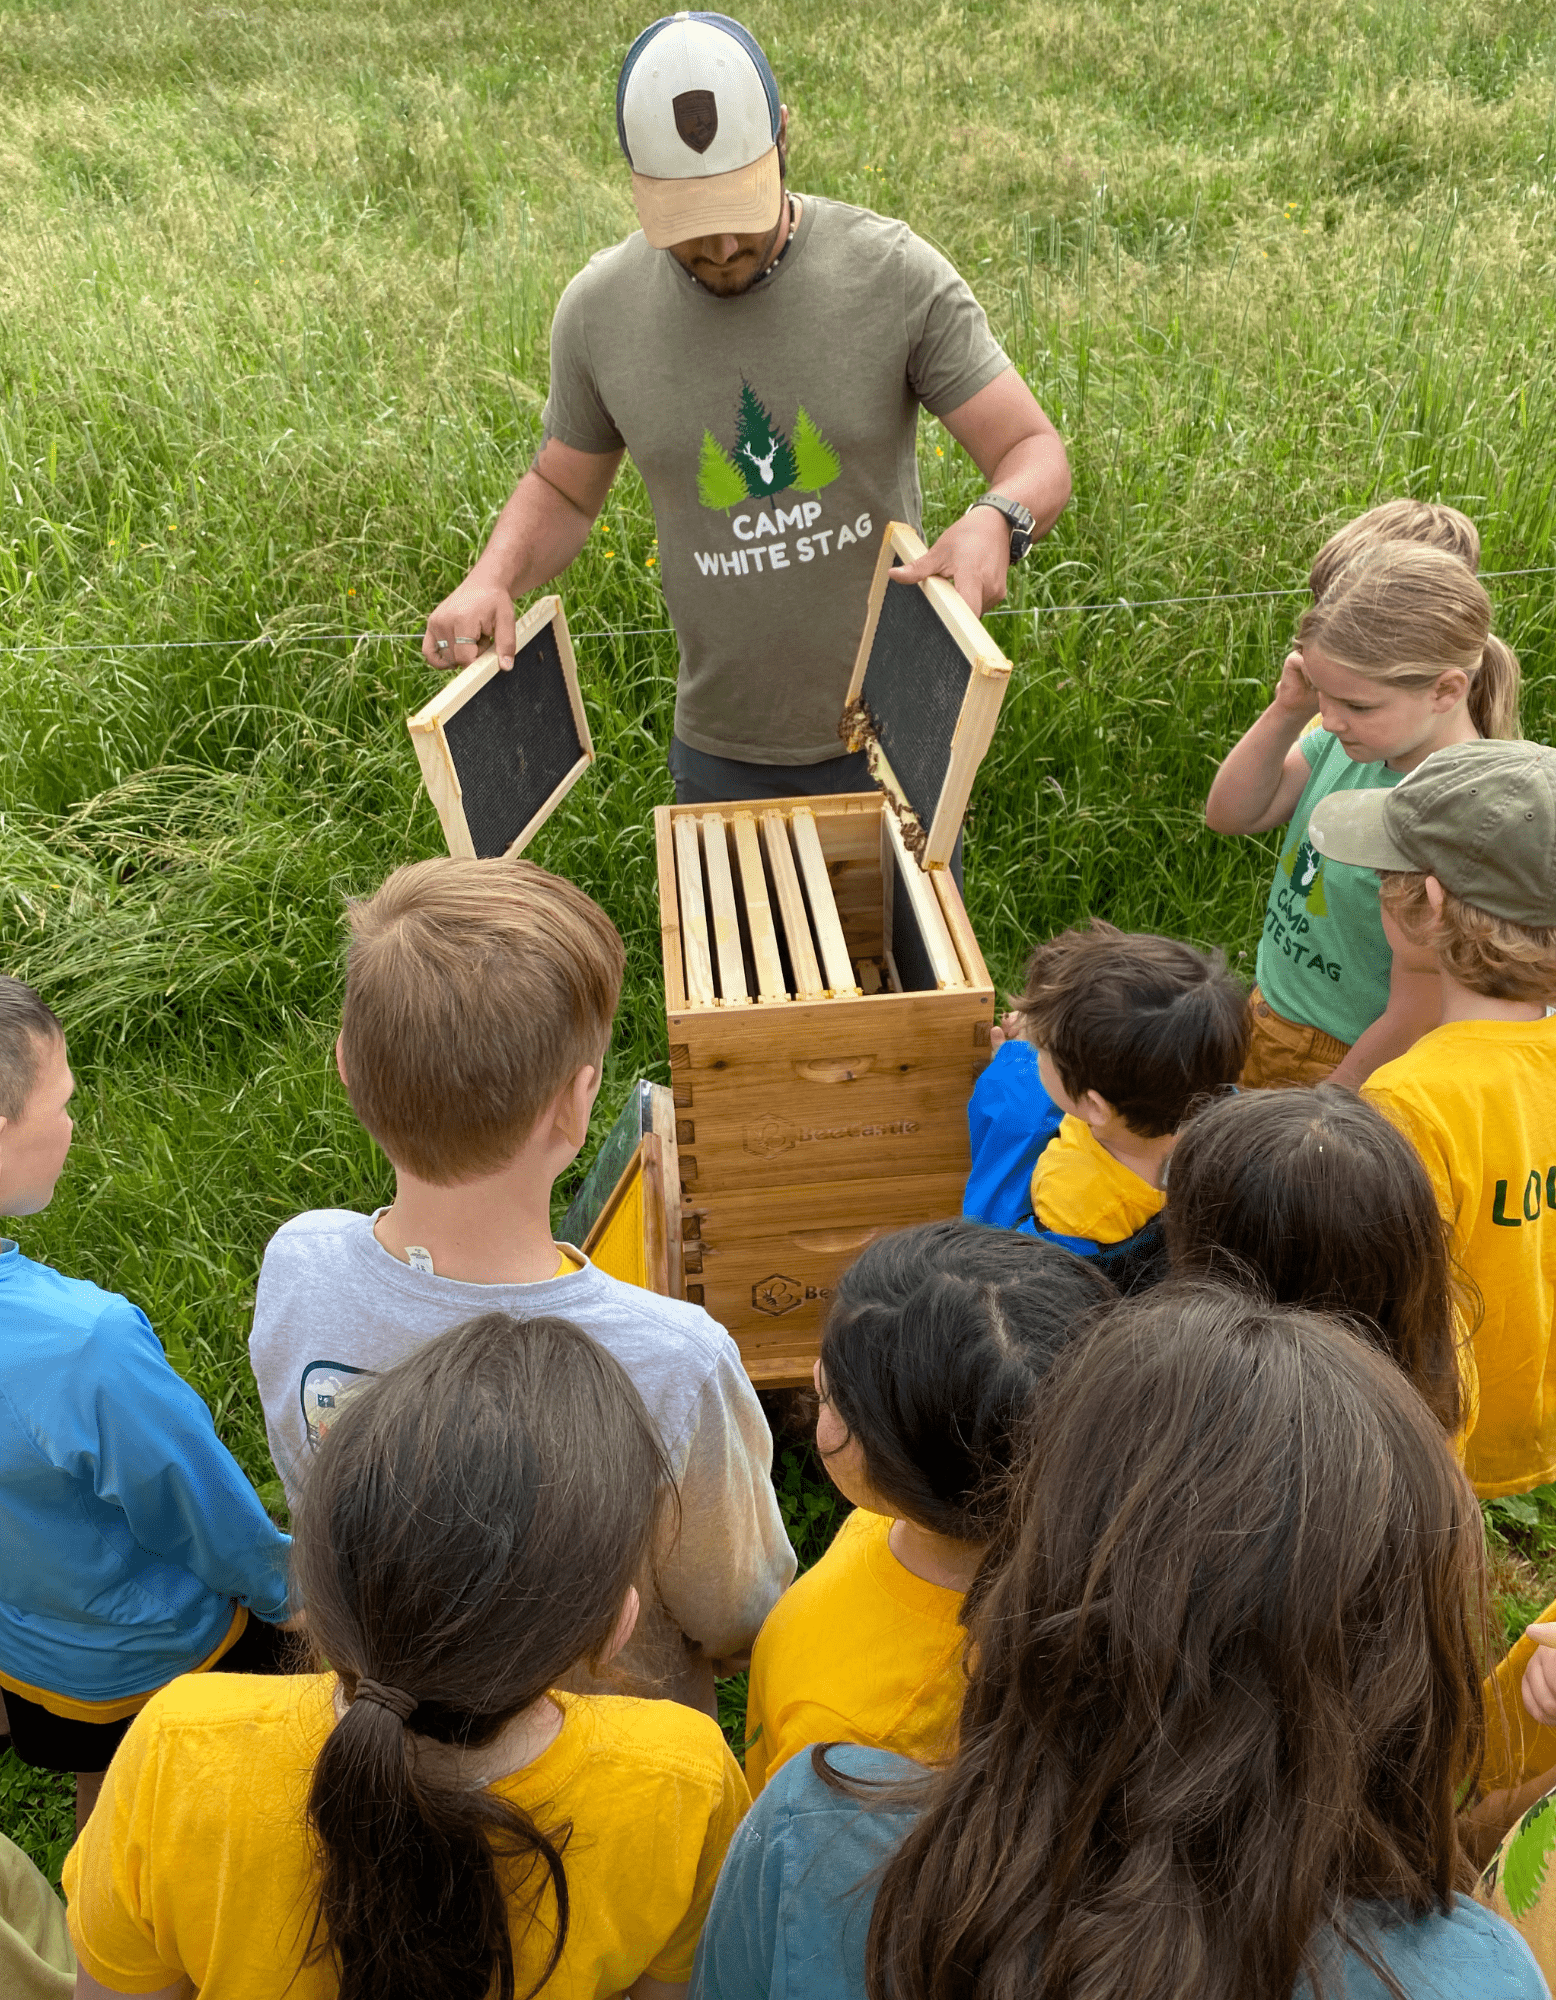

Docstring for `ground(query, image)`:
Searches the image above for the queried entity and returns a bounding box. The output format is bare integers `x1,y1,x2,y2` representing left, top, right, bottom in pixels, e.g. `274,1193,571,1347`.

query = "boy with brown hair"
248,856,794,1713
1308,739,1556,1498
992,922,1249,1260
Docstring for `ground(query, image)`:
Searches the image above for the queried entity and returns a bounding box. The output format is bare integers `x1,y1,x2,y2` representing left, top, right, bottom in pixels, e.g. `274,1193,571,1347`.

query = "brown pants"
1238,987,1350,1091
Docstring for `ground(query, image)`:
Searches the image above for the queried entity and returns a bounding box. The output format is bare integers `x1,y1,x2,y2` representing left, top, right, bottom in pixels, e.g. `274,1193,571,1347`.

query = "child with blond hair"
1207,512,1517,1090
249,857,793,1715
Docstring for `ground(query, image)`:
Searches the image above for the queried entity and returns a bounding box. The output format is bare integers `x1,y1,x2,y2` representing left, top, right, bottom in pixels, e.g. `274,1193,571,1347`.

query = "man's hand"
1523,1623,1556,1725
890,503,1012,616
420,440,624,674
423,580,519,674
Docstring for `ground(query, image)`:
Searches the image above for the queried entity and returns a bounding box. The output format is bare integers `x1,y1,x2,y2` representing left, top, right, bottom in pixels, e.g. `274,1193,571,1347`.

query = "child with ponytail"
1206,524,1519,1090
63,1312,748,2000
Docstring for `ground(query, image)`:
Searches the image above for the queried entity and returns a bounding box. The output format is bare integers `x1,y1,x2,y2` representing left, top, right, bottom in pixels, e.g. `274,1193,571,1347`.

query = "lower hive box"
656,791,994,1385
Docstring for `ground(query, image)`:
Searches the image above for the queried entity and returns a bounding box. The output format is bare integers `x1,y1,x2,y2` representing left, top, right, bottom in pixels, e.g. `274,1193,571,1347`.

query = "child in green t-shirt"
1206,509,1518,1090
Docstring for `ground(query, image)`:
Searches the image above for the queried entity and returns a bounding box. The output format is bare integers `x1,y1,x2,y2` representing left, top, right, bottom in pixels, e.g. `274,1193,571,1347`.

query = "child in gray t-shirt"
249,855,794,1714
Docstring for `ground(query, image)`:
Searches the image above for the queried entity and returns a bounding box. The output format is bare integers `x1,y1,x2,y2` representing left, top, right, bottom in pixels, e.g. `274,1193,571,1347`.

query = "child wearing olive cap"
1308,739,1556,1501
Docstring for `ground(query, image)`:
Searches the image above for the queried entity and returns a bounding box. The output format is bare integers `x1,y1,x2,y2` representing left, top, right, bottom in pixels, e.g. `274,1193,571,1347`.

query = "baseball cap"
617,13,783,249
1307,739,1556,927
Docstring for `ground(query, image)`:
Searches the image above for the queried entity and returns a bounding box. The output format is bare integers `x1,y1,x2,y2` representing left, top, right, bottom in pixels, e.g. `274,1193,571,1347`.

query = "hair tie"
353,1677,417,1723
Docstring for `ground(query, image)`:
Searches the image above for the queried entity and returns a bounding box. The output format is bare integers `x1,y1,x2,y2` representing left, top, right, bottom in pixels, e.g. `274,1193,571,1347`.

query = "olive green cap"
1307,739,1556,928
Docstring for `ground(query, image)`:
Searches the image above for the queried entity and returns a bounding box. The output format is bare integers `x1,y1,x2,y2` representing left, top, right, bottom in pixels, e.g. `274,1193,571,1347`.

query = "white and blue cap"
617,13,782,249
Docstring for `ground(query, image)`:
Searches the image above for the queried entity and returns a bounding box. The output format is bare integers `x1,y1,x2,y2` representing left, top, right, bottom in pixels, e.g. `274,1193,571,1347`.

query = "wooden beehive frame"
841,521,1013,869
655,795,979,1013
406,595,594,859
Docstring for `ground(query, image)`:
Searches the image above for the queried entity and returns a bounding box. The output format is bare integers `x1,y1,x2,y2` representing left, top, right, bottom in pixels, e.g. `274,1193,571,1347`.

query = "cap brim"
632,148,782,250
1306,788,1416,873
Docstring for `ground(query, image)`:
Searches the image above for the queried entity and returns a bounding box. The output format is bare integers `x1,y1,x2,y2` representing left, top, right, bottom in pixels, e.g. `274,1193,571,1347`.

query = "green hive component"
1502,1793,1556,1918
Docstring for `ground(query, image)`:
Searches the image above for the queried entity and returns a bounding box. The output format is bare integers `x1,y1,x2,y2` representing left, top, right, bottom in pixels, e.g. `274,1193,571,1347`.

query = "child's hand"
1272,650,1320,721
990,1009,1025,1052
1523,1623,1556,1725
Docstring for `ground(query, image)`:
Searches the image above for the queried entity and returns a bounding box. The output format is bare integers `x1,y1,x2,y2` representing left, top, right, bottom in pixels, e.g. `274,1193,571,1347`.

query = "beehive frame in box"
406,595,594,859
656,792,994,1387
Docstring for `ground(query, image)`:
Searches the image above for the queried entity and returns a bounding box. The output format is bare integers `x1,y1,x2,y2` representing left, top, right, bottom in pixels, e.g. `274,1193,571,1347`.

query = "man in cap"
422,11,1070,804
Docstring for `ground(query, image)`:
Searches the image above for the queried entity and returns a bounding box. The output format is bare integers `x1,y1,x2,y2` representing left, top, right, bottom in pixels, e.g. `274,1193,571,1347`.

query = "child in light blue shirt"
0,976,290,1827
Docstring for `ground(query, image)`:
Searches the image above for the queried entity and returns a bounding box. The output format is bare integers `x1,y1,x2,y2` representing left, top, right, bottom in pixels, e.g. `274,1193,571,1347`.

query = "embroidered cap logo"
673,88,719,154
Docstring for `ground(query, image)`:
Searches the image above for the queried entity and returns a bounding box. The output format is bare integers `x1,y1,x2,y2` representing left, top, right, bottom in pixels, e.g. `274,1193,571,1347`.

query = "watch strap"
970,492,1035,562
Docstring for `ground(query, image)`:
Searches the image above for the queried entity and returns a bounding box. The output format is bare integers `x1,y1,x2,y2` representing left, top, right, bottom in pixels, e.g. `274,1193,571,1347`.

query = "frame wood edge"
654,807,689,1013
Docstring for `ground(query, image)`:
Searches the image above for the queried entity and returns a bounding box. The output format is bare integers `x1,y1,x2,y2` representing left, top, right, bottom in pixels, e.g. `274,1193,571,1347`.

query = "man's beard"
681,201,788,297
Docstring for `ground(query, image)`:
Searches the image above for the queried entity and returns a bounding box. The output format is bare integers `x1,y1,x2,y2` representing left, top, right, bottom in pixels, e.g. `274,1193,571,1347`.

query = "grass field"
3,0,1556,1883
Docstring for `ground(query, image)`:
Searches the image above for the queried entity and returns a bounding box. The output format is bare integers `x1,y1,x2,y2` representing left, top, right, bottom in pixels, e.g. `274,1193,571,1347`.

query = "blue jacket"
0,1241,290,1705
961,1038,1063,1233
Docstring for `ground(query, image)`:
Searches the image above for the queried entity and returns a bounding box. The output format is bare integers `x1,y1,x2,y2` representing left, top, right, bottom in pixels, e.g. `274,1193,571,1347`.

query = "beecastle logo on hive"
693,377,872,581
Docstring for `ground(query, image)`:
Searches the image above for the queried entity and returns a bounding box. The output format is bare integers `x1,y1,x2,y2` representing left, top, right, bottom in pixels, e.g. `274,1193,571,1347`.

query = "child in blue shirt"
0,976,292,1827
963,924,1247,1292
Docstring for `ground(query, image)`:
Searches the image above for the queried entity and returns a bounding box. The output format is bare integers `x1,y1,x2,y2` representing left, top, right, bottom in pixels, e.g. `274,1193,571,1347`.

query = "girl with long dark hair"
744,1221,1114,1792
692,1284,1543,2000
65,1313,748,2000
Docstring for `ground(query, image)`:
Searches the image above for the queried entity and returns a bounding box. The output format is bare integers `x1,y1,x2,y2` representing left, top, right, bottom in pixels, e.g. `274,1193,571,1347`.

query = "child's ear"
553,1063,601,1154
1431,667,1471,712
600,1585,640,1666
334,1034,349,1091
1423,875,1446,917
1079,1089,1114,1130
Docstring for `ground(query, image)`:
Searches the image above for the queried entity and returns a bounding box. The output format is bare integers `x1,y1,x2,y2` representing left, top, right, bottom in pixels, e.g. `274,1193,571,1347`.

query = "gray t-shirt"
248,1210,796,1699
542,196,1010,763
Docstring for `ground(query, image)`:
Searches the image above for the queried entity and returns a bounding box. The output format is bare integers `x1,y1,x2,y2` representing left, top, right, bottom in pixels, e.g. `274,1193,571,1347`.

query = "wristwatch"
969,492,1036,562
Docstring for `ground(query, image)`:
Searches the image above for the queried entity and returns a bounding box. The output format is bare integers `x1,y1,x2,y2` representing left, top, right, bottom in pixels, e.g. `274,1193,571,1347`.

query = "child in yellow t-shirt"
64,1312,748,2000
1308,739,1556,1498
742,1220,1116,1792
1001,922,1248,1263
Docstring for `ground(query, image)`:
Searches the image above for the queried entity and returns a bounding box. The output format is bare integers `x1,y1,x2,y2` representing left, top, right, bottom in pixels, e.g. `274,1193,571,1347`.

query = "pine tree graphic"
697,428,748,511
791,406,841,492
733,379,796,497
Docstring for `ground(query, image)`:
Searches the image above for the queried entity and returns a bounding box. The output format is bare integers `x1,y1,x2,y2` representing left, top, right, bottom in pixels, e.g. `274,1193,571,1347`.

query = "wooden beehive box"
654,524,1013,1385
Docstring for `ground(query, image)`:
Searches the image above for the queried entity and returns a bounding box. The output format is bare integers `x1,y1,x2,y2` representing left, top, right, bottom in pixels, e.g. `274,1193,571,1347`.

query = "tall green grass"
2,0,1555,1874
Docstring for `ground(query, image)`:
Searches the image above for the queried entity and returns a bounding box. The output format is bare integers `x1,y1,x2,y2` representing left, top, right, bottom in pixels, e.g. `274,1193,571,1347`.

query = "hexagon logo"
751,1273,804,1316
743,1117,797,1160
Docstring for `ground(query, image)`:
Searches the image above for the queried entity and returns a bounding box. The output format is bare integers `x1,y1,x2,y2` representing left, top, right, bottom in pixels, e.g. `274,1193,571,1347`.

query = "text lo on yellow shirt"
63,1671,748,1999
744,1507,965,1794
1364,1016,1556,1499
